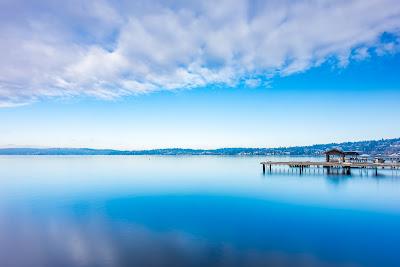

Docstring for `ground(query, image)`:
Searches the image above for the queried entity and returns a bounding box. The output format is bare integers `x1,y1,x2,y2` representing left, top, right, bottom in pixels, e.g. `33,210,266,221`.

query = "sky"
0,0,400,149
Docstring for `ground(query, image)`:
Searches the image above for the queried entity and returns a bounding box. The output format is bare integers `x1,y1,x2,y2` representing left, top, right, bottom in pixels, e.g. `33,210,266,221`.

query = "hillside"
1,138,399,156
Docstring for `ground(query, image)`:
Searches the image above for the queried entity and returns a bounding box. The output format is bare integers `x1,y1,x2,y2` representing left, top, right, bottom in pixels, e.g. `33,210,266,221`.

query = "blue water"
0,156,399,267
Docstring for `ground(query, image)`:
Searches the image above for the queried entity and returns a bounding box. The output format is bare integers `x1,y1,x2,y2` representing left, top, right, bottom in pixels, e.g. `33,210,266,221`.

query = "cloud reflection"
0,208,361,267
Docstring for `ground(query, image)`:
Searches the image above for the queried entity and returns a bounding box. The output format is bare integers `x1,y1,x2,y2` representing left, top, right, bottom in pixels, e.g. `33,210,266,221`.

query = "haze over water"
0,155,399,267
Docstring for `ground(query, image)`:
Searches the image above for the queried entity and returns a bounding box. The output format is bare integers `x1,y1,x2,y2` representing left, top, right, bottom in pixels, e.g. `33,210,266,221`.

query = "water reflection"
4,194,400,267
0,210,363,267
263,164,400,186
0,156,399,267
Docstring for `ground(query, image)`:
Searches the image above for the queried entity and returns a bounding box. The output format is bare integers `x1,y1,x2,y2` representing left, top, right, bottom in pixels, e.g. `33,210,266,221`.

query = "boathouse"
324,149,360,163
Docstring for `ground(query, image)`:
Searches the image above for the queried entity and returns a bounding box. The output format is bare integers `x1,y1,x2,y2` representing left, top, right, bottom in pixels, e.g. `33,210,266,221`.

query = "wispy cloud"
1,0,400,107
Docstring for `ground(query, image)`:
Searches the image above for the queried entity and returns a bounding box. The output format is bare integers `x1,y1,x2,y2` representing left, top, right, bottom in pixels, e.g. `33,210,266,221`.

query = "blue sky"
0,0,400,149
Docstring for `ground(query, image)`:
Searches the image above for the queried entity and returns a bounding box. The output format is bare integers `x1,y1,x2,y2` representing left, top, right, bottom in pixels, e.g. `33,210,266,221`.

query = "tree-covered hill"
1,138,399,156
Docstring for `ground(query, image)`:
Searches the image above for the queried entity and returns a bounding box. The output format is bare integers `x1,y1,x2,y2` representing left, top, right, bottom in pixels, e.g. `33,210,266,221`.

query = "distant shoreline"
1,138,399,156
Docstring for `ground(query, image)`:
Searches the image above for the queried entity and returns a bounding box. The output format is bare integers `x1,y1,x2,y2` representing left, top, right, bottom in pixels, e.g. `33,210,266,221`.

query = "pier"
261,160,400,175
261,149,400,176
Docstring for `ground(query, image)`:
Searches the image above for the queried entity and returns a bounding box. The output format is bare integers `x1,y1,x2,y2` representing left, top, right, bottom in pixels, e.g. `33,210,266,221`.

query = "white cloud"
244,78,261,88
352,47,370,61
0,0,400,107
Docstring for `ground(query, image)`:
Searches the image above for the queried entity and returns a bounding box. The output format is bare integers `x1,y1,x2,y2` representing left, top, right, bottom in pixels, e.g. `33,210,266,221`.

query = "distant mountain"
1,138,399,156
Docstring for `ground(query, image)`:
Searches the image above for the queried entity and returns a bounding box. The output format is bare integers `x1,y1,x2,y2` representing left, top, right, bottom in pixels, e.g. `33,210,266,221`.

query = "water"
0,155,399,267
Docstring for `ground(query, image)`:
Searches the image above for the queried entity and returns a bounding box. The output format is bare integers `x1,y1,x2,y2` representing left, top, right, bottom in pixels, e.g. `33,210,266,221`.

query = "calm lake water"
0,155,400,267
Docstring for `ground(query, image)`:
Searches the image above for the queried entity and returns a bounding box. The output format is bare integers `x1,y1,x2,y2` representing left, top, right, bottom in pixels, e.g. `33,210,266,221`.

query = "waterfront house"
359,154,370,162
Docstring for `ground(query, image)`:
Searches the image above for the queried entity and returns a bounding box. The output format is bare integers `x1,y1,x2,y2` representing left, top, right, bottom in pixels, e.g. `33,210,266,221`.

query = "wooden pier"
261,149,400,176
261,161,400,175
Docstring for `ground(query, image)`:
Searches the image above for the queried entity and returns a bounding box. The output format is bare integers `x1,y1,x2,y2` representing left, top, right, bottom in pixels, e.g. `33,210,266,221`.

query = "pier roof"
324,148,359,156
324,148,345,156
